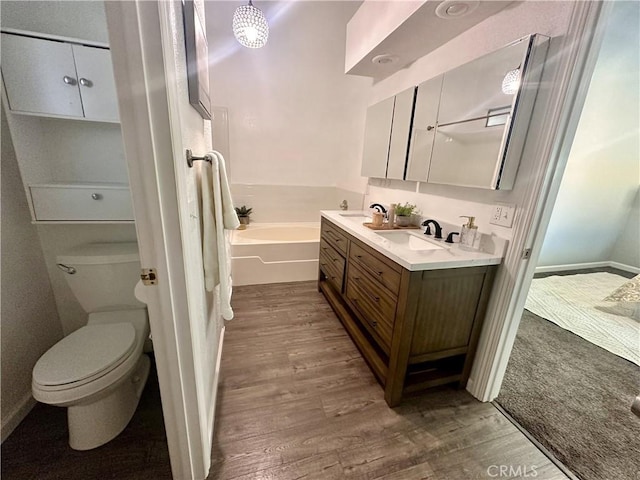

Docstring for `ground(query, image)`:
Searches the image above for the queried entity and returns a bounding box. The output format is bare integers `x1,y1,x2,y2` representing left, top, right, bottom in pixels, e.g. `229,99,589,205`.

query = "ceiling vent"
435,0,480,19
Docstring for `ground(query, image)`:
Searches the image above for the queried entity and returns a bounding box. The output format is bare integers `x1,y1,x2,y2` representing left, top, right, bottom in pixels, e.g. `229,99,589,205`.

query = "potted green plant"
394,202,417,227
235,205,253,227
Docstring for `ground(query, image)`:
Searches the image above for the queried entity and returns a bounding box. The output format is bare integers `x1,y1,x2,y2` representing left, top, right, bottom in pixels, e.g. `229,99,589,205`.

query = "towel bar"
186,149,213,168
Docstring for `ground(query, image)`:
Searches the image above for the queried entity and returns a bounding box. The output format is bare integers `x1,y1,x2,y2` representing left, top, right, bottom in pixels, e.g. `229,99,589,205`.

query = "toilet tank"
56,242,145,313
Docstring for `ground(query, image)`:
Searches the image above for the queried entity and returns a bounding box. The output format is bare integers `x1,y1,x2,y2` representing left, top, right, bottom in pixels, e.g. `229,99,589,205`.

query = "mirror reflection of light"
502,68,521,95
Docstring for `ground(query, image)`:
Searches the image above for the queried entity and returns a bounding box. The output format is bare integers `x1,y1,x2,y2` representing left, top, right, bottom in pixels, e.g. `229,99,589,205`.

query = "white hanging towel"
200,151,240,320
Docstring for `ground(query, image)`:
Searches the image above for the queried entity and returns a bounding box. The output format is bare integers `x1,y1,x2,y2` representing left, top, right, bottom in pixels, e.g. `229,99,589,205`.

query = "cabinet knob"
79,78,93,87
63,76,77,86
91,193,102,200
371,321,377,327
426,125,434,131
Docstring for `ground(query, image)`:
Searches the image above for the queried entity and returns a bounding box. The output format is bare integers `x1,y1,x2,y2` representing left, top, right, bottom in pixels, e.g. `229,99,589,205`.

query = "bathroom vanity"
318,211,505,406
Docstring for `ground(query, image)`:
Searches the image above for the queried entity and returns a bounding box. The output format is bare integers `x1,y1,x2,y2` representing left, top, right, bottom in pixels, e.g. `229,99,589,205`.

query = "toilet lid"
33,323,136,387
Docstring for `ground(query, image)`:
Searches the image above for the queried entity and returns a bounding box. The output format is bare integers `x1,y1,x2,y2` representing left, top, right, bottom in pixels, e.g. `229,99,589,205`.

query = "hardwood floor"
209,281,568,479
1,360,172,480
2,280,568,479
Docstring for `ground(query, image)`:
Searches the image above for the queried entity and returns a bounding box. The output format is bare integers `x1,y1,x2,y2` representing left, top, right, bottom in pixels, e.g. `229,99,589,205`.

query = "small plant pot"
396,215,411,227
239,216,250,226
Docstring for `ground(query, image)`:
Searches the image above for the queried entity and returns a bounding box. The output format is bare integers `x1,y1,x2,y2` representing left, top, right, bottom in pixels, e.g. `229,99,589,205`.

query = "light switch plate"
490,203,515,228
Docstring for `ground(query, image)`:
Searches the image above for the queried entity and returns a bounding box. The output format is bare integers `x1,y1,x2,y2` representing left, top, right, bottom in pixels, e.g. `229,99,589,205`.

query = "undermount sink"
375,230,445,251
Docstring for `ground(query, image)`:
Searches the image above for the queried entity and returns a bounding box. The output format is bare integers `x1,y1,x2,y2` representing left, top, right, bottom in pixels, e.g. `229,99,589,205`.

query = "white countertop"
321,210,507,271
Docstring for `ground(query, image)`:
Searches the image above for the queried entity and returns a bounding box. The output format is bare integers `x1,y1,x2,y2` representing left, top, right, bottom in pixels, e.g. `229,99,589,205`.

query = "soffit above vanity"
345,0,514,80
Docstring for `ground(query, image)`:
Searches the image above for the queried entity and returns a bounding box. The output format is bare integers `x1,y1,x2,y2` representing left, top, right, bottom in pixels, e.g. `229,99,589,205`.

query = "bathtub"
231,223,320,286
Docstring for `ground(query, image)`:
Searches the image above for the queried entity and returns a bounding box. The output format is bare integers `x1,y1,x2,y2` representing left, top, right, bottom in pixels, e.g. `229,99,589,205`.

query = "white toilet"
32,242,151,451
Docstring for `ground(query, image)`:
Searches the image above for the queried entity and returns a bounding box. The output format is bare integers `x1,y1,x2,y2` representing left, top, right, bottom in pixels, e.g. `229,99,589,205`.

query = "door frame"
104,2,210,478
468,0,613,401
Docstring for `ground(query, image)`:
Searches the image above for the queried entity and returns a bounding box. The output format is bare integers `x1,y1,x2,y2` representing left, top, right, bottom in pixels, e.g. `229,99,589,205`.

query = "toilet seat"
33,323,136,391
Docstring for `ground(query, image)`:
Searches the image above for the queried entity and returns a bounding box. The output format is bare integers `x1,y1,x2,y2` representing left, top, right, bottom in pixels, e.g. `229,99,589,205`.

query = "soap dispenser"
459,216,478,249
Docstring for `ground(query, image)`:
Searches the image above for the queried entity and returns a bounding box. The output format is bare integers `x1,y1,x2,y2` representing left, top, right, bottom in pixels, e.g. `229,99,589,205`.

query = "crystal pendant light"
501,68,521,95
233,1,269,49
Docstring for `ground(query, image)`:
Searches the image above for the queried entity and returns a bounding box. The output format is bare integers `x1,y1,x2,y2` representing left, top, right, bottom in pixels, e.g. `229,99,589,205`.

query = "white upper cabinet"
1,33,84,117
386,87,416,180
361,87,417,180
1,32,119,122
405,75,443,182
361,96,395,178
72,44,119,122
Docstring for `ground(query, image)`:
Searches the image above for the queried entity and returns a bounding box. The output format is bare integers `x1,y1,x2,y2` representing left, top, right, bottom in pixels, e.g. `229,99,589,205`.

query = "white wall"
538,0,640,269
611,189,640,268
360,1,575,241
205,1,371,192
1,106,63,441
0,1,108,43
231,184,363,223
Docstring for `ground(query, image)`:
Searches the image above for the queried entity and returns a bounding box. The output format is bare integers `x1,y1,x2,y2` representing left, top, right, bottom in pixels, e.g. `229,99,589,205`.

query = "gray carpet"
497,309,640,480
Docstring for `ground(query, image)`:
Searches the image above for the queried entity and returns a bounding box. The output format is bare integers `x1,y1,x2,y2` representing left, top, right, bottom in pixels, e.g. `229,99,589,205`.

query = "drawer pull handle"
56,263,76,275
353,277,380,303
91,193,103,200
364,289,380,303
376,271,383,276
356,255,362,258
371,320,378,327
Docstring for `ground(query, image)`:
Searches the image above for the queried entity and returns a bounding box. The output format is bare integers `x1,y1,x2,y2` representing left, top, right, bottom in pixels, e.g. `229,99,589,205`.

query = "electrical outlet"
491,205,503,223
490,204,515,228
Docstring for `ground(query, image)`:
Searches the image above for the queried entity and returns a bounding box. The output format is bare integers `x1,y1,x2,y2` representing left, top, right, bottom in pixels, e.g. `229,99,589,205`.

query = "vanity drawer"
350,241,401,296
319,243,345,292
30,184,134,221
321,219,348,255
346,263,396,350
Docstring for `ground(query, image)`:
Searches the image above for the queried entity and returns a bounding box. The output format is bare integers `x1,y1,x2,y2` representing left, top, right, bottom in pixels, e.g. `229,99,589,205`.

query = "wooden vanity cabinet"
318,217,496,406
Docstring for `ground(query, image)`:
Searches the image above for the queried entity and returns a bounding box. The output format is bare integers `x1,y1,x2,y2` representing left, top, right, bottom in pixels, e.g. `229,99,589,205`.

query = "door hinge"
140,268,157,285
522,248,532,260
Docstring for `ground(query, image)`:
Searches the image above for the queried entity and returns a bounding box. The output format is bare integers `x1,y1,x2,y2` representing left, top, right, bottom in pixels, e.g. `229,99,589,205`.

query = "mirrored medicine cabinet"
361,34,550,190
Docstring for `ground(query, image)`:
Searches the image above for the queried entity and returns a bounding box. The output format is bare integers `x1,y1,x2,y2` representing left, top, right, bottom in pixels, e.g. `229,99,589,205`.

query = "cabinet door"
1,33,83,117
437,38,529,125
72,45,119,122
406,76,442,181
386,87,416,180
428,117,509,188
361,96,394,178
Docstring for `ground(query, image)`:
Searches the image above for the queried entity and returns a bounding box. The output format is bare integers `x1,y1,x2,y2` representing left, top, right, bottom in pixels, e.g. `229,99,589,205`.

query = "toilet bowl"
32,242,151,450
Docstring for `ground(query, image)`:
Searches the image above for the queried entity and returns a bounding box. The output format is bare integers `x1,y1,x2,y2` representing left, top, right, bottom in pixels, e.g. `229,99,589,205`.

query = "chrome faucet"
339,199,348,210
369,203,387,214
421,219,443,239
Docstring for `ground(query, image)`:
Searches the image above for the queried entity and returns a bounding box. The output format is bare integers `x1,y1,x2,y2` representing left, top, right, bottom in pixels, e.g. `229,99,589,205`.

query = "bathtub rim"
231,222,321,245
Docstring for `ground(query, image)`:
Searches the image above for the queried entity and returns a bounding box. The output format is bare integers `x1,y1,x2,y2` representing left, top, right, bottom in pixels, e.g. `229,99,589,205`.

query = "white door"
72,45,119,122
105,1,222,479
1,33,84,117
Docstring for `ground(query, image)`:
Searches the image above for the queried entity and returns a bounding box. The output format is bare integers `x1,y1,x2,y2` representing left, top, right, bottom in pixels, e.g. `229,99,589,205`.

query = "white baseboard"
535,261,639,275
609,262,640,274
1,392,36,443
